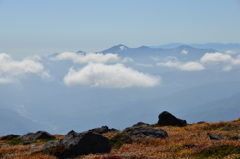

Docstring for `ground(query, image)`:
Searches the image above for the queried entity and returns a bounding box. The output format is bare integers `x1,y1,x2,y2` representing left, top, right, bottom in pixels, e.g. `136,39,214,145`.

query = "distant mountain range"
149,43,240,51
1,43,240,136
98,44,217,62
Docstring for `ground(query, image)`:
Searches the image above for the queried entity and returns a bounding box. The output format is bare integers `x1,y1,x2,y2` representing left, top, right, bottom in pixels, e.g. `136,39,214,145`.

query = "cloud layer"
63,63,160,88
0,53,50,84
200,52,232,64
157,61,205,71
51,52,120,63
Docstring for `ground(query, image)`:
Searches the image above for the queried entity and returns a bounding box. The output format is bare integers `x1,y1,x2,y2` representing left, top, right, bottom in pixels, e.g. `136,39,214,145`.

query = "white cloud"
181,50,188,55
136,63,153,67
200,52,232,64
179,62,205,71
225,50,238,54
156,61,181,68
0,53,51,84
121,57,134,63
222,66,232,72
157,61,204,71
63,63,160,88
51,52,120,63
199,52,240,71
232,55,240,65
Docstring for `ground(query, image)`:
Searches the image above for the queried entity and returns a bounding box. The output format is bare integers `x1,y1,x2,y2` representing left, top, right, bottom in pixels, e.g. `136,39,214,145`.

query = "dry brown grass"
0,119,239,159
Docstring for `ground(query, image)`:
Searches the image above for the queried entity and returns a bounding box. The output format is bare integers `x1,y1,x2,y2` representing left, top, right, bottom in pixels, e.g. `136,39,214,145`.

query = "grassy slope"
0,119,240,159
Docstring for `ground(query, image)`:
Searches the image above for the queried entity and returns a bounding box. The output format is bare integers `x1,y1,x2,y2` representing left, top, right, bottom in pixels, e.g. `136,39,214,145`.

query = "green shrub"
109,133,133,149
7,139,25,145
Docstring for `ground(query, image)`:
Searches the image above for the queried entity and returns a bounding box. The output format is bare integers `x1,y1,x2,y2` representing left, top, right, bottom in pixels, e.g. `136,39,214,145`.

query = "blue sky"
0,0,240,57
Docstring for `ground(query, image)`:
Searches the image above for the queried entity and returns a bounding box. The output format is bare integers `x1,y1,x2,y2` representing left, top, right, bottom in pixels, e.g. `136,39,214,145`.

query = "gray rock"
88,126,120,134
42,130,110,159
122,126,168,139
20,131,56,140
207,133,224,140
41,140,60,150
158,111,187,127
29,144,39,150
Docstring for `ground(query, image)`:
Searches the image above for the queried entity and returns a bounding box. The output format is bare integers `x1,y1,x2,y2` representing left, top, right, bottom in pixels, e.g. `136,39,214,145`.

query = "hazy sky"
1,0,240,58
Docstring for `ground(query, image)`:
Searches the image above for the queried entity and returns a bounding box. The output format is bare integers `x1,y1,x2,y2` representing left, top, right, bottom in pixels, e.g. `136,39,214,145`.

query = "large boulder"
41,131,111,159
158,111,187,127
88,126,120,134
20,131,56,140
122,126,168,139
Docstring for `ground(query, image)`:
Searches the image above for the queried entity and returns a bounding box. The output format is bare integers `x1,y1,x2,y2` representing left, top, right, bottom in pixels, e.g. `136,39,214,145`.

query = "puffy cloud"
200,52,240,71
181,50,188,55
156,61,181,68
200,52,232,63
232,55,240,65
179,62,205,71
225,50,238,54
63,63,160,88
51,52,120,63
157,61,204,71
0,53,51,84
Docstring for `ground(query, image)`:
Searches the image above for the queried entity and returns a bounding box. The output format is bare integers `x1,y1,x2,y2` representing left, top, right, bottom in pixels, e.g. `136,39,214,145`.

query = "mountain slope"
182,92,240,123
0,108,45,136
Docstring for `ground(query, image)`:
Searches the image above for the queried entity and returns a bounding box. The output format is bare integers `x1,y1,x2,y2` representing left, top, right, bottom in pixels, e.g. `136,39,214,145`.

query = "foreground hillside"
0,119,240,159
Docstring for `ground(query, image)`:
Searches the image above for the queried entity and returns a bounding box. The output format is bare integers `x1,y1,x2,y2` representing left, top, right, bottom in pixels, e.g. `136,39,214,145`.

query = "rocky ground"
0,112,240,159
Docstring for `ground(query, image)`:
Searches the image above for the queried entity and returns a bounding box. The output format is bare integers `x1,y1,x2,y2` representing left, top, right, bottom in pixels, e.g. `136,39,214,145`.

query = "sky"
0,0,240,58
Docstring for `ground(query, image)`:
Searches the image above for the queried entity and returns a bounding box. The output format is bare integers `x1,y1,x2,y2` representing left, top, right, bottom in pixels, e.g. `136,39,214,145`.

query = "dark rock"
158,111,187,127
132,122,150,127
0,134,20,140
207,133,224,140
228,136,240,140
66,130,78,137
88,126,120,134
122,126,168,139
42,131,110,159
23,141,35,145
20,131,56,140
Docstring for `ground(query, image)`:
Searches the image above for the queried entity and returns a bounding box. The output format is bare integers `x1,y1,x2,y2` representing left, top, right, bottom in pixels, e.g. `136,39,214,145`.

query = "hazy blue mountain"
150,43,240,51
100,44,217,62
181,92,240,123
1,44,239,135
96,80,240,128
0,108,45,136
149,43,184,49
189,43,240,51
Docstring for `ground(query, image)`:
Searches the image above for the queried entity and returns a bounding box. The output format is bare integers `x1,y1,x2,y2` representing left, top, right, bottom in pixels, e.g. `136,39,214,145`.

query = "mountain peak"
101,44,129,53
